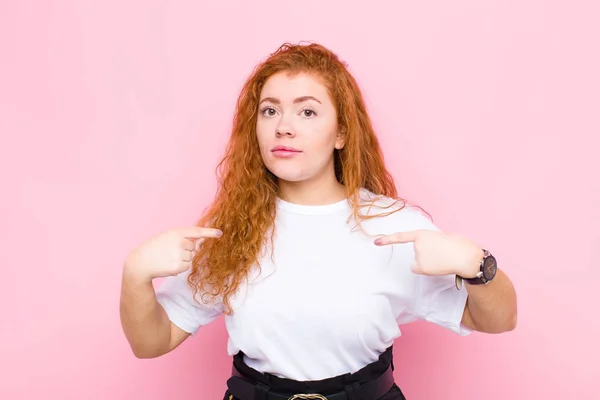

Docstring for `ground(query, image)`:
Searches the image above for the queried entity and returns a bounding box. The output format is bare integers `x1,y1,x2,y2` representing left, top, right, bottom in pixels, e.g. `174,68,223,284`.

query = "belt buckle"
288,395,328,400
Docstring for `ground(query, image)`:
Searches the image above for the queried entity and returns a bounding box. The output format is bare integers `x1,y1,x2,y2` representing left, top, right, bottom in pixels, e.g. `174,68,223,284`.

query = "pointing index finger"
374,230,419,246
179,227,223,239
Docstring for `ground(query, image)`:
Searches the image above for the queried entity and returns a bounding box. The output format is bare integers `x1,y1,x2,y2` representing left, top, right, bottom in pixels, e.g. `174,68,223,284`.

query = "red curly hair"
189,42,406,314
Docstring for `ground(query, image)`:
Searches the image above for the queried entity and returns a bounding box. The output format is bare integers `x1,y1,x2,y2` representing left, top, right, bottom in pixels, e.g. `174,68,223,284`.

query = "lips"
271,145,302,158
271,145,301,152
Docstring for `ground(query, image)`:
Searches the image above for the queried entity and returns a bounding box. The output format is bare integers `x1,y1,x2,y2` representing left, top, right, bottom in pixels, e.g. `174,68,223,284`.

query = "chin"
271,172,308,183
266,166,309,183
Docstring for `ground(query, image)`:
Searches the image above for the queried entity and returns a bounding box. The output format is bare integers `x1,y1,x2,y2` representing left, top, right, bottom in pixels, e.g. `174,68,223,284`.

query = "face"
256,72,344,184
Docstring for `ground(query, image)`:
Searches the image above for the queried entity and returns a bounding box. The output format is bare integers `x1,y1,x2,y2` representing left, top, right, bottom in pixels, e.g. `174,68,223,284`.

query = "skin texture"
256,72,346,205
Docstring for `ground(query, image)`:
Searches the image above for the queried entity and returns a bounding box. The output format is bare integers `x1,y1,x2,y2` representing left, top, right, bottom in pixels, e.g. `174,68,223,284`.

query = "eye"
260,107,277,117
301,109,316,118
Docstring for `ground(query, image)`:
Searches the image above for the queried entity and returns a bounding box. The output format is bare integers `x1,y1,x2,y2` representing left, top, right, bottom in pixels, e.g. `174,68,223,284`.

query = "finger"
181,238,196,251
374,230,419,246
410,262,422,274
180,260,193,271
178,226,223,239
181,250,195,262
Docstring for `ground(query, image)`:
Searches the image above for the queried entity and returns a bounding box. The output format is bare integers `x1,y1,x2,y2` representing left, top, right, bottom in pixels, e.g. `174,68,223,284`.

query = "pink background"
1,1,598,399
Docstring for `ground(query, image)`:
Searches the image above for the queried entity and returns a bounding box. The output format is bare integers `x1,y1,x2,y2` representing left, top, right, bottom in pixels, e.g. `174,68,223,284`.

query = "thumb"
374,230,419,246
178,226,223,239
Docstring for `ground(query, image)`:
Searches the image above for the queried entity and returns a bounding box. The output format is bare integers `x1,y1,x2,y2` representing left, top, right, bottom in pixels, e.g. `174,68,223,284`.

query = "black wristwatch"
455,249,497,290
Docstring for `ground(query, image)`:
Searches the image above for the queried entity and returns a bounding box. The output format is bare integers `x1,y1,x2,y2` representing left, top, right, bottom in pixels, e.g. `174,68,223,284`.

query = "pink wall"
1,1,598,399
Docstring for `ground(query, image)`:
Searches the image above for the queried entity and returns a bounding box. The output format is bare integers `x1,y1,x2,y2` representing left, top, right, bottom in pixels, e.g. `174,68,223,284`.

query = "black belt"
226,364,395,400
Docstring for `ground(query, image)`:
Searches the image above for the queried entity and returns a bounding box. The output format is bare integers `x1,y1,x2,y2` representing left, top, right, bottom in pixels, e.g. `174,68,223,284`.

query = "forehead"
260,72,330,101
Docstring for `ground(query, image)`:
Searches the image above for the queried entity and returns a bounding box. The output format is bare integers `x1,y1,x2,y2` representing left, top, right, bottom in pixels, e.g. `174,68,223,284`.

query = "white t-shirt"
155,189,471,381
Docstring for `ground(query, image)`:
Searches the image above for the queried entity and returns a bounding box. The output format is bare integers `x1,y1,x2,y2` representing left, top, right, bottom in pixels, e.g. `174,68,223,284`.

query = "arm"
119,226,225,357
375,222,517,335
461,267,517,334
119,267,190,358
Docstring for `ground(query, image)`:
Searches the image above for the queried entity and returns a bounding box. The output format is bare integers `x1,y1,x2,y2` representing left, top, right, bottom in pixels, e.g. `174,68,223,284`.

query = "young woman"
119,42,517,400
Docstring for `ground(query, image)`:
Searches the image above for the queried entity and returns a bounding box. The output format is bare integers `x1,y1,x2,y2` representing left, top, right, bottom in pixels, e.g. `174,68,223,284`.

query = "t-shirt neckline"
275,196,350,215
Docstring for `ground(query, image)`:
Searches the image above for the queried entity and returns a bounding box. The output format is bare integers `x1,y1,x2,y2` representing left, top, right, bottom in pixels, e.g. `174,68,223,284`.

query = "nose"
276,128,295,137
275,115,296,137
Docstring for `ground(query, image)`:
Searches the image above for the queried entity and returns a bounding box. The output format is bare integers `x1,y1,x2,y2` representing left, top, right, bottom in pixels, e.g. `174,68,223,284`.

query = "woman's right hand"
123,227,223,282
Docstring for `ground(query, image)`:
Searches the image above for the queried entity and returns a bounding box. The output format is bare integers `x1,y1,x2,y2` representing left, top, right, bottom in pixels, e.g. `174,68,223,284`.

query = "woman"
119,42,517,400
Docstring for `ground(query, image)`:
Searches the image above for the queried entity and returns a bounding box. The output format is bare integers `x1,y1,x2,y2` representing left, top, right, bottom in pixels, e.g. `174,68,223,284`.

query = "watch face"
483,255,497,281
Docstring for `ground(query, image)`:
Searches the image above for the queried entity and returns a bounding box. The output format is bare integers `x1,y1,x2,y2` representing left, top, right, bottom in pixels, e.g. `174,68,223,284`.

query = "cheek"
307,123,339,152
255,121,271,149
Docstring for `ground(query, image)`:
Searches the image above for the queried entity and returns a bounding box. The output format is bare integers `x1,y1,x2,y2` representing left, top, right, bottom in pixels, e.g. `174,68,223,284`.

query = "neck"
277,175,346,206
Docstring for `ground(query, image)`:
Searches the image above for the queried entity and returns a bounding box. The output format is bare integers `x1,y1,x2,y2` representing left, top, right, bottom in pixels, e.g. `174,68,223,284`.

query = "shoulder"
355,188,441,233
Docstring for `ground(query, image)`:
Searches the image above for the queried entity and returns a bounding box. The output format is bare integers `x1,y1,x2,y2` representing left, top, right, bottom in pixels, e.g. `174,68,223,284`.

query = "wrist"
455,248,498,290
458,248,485,278
123,259,154,284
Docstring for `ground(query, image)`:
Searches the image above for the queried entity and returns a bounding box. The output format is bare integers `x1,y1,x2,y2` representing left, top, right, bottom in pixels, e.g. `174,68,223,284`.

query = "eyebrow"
259,96,322,105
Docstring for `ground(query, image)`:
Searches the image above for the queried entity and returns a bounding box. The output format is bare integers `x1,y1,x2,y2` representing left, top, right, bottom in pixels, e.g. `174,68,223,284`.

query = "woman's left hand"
374,230,483,278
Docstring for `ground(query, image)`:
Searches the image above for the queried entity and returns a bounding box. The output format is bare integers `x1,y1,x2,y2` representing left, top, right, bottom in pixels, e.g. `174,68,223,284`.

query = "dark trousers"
223,346,406,400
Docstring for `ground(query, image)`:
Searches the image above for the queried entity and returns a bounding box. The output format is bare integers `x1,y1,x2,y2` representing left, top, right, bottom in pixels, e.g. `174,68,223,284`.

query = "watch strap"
455,249,492,290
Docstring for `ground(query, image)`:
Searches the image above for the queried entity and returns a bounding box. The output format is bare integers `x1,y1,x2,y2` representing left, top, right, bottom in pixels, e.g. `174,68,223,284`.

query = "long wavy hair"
189,42,406,314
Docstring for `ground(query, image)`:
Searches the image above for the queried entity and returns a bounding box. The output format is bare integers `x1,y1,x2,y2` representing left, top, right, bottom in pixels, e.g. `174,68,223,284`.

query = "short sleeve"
155,269,223,335
412,273,472,336
398,207,473,336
